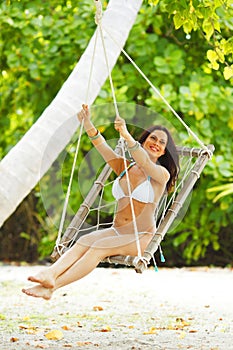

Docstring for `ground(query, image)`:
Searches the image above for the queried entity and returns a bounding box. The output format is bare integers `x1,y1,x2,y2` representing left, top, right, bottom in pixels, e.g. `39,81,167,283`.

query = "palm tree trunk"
0,0,143,227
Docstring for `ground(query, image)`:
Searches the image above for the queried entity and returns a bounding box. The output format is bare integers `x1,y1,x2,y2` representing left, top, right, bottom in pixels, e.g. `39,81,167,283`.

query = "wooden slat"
176,145,213,157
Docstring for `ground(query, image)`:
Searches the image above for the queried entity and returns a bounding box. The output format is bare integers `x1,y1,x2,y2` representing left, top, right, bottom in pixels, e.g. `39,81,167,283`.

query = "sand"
0,264,232,350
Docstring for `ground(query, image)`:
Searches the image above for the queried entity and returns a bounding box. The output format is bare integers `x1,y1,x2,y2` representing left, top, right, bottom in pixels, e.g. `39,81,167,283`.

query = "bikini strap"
119,162,136,178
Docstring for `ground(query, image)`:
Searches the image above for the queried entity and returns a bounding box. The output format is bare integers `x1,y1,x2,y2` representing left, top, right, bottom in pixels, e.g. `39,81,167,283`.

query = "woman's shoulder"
149,164,170,186
159,164,170,178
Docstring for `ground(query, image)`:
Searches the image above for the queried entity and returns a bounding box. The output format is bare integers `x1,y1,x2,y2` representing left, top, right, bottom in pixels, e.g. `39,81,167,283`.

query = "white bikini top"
112,162,155,203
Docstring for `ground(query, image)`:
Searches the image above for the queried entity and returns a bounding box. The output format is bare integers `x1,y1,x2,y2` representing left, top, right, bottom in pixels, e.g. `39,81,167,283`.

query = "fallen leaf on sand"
175,318,190,329
44,329,64,340
98,326,111,332
62,325,72,331
19,324,30,329
93,306,103,311
143,327,157,335
18,324,41,334
22,316,30,321
10,337,19,342
176,317,190,326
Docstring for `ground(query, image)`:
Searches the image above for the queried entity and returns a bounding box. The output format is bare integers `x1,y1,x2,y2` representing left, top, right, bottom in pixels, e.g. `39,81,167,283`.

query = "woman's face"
142,129,168,160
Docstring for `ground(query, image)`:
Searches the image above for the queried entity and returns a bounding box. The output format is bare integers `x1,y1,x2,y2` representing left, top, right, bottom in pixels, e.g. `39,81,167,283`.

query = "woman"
22,104,179,300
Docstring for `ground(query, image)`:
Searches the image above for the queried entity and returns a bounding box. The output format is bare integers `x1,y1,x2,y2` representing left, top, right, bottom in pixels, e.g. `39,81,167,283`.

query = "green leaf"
183,20,193,34
179,86,190,95
20,232,31,240
223,65,233,80
213,19,221,32
207,184,233,193
203,19,214,40
207,50,218,63
173,13,185,30
153,56,166,66
213,241,220,250
215,47,225,63
213,188,233,202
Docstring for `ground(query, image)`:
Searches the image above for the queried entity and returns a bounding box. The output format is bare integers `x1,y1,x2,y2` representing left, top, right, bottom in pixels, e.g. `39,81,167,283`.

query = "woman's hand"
114,115,130,139
77,104,90,124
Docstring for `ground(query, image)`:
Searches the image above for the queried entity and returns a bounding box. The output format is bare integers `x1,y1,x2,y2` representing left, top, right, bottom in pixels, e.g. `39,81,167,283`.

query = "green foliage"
0,0,96,158
160,0,233,80
207,182,233,202
168,176,232,263
1,0,232,264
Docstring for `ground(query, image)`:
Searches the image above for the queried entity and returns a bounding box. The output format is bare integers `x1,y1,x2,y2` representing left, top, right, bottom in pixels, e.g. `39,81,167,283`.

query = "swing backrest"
51,143,214,271
102,144,214,272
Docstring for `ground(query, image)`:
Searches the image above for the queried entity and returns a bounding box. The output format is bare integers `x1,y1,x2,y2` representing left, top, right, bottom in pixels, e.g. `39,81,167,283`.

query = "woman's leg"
27,228,119,288
22,233,151,300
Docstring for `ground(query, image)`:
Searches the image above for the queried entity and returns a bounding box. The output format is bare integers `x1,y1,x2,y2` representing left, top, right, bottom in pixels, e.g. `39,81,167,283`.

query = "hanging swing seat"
50,1,215,272
51,141,214,273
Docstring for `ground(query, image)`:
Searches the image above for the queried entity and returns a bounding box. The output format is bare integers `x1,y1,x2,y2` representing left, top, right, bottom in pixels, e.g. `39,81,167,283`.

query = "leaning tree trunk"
0,0,143,228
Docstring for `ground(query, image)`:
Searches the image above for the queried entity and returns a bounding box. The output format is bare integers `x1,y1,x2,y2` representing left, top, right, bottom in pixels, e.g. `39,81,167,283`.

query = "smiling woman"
22,104,180,300
138,125,180,193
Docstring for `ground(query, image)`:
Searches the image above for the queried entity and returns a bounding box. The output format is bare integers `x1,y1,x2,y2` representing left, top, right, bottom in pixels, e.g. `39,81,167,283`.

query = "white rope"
85,28,99,104
94,0,102,25
118,140,142,258
55,4,100,253
156,154,196,229
102,26,209,152
96,9,142,258
66,181,117,248
55,120,84,254
97,21,119,116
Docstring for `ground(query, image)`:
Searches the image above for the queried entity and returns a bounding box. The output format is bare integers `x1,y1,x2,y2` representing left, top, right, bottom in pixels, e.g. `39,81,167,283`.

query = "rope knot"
94,0,102,25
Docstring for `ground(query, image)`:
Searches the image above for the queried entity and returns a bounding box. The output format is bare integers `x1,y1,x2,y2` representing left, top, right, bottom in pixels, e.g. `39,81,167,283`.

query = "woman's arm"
77,105,123,174
114,115,170,186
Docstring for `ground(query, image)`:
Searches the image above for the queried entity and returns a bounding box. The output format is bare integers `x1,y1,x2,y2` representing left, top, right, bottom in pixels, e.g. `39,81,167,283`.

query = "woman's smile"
143,130,168,159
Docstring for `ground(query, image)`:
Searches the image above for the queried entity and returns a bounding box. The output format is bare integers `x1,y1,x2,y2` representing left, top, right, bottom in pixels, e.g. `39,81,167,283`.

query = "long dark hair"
138,125,180,193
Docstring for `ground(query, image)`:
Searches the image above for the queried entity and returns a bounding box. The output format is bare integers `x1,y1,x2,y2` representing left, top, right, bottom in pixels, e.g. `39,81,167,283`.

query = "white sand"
0,265,232,349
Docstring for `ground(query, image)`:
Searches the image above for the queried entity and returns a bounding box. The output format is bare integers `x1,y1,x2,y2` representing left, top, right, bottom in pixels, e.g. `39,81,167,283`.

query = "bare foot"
22,285,53,300
27,270,55,288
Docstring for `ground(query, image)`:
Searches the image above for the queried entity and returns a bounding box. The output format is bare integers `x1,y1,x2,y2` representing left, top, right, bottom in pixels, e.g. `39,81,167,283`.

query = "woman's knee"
87,242,112,260
76,231,106,250
76,234,93,248
76,229,115,247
